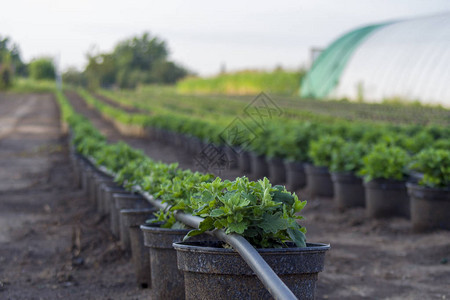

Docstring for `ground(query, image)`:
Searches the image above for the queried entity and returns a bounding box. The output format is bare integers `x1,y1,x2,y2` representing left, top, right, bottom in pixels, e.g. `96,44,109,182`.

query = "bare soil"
0,93,147,299
0,91,449,300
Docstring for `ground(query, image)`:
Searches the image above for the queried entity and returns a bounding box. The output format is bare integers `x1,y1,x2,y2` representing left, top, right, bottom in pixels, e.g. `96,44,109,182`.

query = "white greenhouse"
301,13,450,107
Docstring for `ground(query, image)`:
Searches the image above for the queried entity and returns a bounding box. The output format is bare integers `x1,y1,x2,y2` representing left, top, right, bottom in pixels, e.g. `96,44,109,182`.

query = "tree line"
65,32,189,89
0,32,189,91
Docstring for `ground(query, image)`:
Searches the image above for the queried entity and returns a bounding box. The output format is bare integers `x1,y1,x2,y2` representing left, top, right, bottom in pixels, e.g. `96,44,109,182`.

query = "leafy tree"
62,67,87,87
0,36,26,89
84,32,188,89
29,58,55,80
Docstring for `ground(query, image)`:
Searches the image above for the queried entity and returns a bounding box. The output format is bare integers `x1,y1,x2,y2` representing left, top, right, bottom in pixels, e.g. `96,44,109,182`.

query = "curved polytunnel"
301,13,450,107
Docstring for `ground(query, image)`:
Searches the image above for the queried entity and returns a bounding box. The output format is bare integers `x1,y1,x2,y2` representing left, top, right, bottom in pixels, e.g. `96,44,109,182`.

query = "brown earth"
0,91,449,300
0,93,147,299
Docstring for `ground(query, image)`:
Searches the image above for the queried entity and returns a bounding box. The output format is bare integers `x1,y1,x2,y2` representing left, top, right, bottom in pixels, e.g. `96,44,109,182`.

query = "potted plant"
407,148,450,231
248,133,270,180
265,124,289,185
329,141,367,210
121,207,157,288
359,143,411,218
283,122,319,191
174,177,329,299
306,135,345,197
140,170,215,299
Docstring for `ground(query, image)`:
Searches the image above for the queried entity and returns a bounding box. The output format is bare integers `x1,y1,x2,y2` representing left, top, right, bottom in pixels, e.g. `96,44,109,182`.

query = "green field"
176,69,304,96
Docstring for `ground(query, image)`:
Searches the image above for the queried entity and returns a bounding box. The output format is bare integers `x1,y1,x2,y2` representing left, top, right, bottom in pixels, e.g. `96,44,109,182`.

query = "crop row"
99,85,450,126
78,88,449,163
74,89,450,231
58,90,310,248
56,89,333,298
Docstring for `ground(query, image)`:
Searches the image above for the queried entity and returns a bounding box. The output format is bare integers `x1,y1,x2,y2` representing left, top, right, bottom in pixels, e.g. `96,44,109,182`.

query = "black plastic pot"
304,164,334,197
407,183,450,231
101,186,125,216
224,146,239,169
284,161,306,191
191,137,203,155
140,224,191,299
121,208,157,288
267,157,286,185
238,150,252,175
174,241,330,300
108,191,131,238
95,177,115,213
364,179,409,219
250,152,269,180
115,194,150,251
88,171,98,204
140,224,212,300
80,163,92,194
72,154,84,189
97,181,119,215
331,172,365,210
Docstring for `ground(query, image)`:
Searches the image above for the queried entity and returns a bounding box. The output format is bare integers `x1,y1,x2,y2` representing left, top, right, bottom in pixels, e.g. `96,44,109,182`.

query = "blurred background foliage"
81,32,189,89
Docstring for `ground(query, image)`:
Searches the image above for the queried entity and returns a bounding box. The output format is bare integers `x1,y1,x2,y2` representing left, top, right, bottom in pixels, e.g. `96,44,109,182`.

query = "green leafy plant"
330,142,367,173
410,148,450,188
152,170,215,228
359,144,411,182
186,177,307,248
308,135,345,167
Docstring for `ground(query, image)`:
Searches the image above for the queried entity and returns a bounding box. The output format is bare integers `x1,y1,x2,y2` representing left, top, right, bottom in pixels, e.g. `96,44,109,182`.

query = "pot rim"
120,207,157,215
140,224,191,234
173,241,330,254
363,178,406,188
406,182,450,192
112,192,141,198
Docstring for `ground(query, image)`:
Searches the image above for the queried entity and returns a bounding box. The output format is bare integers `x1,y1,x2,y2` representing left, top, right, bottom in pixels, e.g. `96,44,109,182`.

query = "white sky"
1,0,449,75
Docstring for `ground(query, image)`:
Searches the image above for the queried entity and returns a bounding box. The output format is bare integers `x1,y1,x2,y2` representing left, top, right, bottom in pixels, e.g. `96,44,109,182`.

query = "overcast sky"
1,0,449,75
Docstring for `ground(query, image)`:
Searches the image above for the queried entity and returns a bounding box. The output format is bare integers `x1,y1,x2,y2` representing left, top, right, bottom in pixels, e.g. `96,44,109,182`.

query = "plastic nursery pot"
81,164,93,196
304,164,334,198
95,177,116,213
250,152,269,180
364,179,410,219
101,185,125,215
104,188,127,237
72,153,85,189
267,157,286,185
284,160,306,191
173,241,330,300
407,183,450,231
185,136,196,154
331,172,365,210
121,208,157,288
115,194,151,251
88,171,108,205
140,224,213,300
238,149,252,175
98,180,122,215
224,146,239,169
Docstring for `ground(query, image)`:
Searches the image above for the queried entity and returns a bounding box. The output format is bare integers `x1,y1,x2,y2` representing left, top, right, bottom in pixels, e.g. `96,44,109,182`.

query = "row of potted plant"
57,90,330,299
77,88,449,161
74,90,450,231
306,134,450,230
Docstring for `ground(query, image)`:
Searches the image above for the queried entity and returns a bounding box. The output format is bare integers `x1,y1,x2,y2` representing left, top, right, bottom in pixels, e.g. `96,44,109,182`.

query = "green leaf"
226,221,248,234
210,208,226,217
259,213,289,233
287,227,306,248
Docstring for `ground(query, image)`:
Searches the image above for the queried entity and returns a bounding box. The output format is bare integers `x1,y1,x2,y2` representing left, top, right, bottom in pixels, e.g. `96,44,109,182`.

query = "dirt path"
65,90,450,300
0,93,147,299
